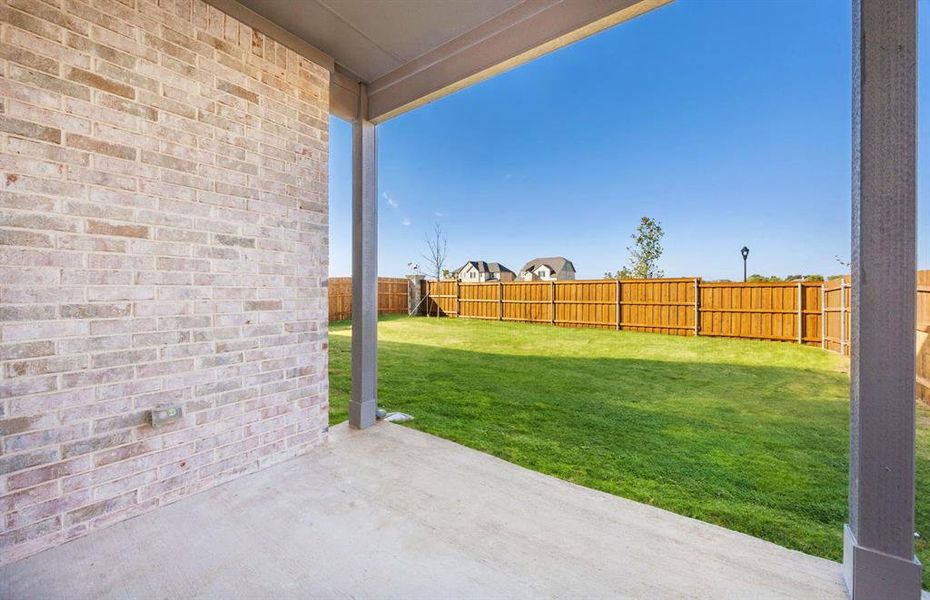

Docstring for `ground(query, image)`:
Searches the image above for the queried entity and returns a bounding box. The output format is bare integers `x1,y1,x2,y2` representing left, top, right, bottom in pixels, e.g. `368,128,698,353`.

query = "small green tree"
605,216,665,279
747,274,779,282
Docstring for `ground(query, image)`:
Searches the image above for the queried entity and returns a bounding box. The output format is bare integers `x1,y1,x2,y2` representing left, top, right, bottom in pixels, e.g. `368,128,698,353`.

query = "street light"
741,246,750,282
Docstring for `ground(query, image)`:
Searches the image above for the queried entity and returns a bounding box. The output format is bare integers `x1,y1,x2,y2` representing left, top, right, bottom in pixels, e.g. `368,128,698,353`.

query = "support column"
844,1,921,598
350,84,378,429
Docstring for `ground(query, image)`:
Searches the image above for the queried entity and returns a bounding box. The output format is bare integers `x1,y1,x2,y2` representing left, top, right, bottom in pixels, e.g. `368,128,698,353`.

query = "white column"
350,83,378,429
844,1,922,597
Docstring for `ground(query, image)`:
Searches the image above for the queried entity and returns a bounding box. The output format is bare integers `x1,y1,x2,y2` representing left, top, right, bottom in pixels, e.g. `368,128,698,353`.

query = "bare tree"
421,223,448,282
421,224,448,317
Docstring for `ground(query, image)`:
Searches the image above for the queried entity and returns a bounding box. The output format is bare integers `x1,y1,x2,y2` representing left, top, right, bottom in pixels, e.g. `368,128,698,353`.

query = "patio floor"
1,421,857,599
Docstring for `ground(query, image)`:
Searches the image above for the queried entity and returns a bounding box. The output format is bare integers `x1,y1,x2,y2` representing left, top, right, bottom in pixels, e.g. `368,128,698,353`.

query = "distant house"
453,261,516,282
519,257,576,281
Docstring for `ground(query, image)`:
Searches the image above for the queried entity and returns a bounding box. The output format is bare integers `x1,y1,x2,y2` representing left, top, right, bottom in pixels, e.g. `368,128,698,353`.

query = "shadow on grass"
328,325,929,589
332,337,849,536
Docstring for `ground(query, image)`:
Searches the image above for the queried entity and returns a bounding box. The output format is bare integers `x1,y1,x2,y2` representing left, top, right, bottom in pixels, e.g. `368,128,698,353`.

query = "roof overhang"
204,0,671,124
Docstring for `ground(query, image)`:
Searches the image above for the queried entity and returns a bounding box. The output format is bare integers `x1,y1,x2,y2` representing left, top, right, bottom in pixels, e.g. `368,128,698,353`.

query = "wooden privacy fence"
917,271,930,404
822,276,851,355
328,277,408,321
423,273,930,403
424,278,824,345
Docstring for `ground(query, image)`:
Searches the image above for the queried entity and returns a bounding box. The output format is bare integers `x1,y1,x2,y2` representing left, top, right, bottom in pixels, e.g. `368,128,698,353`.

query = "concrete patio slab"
1,422,859,599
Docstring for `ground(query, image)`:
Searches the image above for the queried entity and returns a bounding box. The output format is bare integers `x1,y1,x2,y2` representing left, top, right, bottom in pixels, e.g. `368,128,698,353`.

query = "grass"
329,315,930,587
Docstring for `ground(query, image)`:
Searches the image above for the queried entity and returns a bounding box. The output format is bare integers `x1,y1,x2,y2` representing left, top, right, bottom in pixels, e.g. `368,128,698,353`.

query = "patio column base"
349,398,377,430
843,524,922,599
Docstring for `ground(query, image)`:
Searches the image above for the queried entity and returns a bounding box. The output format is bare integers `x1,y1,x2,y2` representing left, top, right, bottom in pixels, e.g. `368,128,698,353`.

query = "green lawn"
329,315,930,587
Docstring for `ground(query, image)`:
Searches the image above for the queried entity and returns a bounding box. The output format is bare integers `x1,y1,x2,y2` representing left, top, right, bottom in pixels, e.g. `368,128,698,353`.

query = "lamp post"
740,246,749,282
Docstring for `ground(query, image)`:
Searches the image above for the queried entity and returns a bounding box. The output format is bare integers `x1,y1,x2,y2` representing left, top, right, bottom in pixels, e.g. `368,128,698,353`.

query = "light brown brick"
4,423,90,453
0,413,60,436
8,0,91,36
0,305,57,321
3,6,64,43
62,432,134,459
64,32,137,69
66,134,136,161
216,79,258,104
7,455,93,491
0,115,61,144
86,219,151,239
0,516,61,550
0,448,59,476
8,64,91,101
0,228,54,248
60,304,132,319
0,341,55,361
64,67,134,99
8,137,90,166
65,492,136,525
141,150,198,173
0,43,59,75
6,356,89,379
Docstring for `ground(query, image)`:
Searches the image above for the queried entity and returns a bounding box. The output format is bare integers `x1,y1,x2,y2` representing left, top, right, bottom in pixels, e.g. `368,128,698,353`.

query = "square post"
797,281,803,345
821,283,826,350
350,83,378,429
693,278,700,336
498,281,503,321
841,279,848,355
552,281,557,325
616,279,621,330
844,1,922,597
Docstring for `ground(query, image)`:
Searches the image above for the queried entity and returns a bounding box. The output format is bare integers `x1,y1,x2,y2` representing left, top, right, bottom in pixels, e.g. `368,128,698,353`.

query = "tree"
605,216,665,279
421,224,448,317
746,274,826,283
747,274,781,283
421,223,448,281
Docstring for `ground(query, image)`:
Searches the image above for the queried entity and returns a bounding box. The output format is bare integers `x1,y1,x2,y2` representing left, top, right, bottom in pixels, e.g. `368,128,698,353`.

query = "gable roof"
521,257,575,273
487,262,514,274
456,261,514,275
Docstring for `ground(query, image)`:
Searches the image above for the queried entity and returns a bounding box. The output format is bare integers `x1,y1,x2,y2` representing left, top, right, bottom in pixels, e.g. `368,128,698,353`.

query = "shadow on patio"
1,421,850,599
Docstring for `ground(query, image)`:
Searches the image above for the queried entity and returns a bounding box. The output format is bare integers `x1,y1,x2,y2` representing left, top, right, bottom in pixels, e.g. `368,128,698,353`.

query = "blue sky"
329,0,929,280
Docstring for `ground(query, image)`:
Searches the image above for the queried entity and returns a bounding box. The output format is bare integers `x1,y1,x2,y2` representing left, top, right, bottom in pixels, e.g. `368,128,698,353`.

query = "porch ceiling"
2,423,858,599
235,0,526,83
204,0,671,122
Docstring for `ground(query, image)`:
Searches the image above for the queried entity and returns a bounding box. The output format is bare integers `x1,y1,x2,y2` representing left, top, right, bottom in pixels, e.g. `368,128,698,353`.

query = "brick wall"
0,0,330,563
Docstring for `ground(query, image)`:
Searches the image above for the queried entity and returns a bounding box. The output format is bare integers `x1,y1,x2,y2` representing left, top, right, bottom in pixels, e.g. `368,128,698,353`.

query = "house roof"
487,262,515,274
521,257,575,273
457,261,514,274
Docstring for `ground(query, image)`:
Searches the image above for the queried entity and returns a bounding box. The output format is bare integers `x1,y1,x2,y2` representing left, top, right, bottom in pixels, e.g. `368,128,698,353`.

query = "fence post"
455,280,460,318
797,281,803,344
840,278,847,355
616,279,621,330
551,281,556,325
423,280,430,318
498,281,503,321
693,278,700,336
820,283,826,349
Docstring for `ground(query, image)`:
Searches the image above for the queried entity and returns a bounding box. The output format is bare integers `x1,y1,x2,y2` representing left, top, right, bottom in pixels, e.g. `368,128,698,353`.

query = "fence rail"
328,277,408,321
423,273,930,405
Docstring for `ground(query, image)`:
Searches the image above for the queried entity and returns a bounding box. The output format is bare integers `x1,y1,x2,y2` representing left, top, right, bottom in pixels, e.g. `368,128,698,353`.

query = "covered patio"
326,0,924,595
1,422,857,599
0,0,923,597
